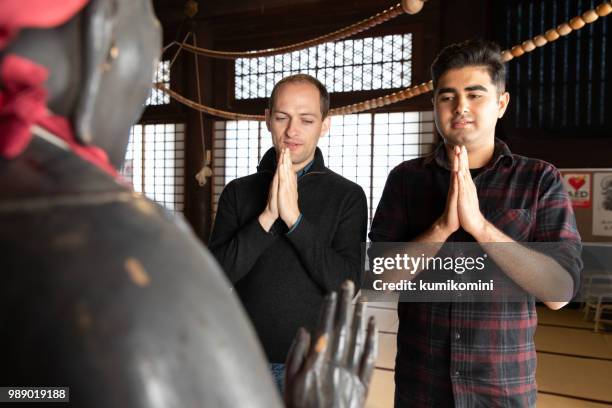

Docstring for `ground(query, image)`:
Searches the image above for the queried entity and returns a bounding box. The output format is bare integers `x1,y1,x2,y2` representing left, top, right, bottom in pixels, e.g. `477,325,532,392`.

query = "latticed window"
370,112,436,215
319,114,373,202
121,123,185,212
235,34,412,99
499,0,609,129
212,112,437,225
146,60,171,106
212,121,272,217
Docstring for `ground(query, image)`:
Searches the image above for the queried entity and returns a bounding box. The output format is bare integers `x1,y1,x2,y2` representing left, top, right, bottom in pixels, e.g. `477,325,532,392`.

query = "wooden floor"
364,304,612,407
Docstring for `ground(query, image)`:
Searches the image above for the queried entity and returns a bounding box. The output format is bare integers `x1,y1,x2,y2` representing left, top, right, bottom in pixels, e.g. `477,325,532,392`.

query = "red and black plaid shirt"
369,139,582,407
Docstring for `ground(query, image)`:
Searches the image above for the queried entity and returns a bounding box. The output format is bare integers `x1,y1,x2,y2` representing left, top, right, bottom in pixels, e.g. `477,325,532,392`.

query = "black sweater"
209,147,367,363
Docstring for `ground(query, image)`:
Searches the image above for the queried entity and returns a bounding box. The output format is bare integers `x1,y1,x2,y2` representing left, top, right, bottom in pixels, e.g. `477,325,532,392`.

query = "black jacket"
209,147,368,362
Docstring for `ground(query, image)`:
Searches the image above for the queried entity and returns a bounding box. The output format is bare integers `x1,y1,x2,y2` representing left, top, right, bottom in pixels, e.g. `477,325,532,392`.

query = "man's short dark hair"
268,74,330,118
431,39,507,93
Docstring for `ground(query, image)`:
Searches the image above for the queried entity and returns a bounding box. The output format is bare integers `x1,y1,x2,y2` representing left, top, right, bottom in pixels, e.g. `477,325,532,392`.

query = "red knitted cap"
0,0,89,49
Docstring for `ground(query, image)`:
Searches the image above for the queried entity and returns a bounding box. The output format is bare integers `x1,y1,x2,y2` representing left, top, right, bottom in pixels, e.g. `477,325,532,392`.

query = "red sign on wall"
562,173,591,208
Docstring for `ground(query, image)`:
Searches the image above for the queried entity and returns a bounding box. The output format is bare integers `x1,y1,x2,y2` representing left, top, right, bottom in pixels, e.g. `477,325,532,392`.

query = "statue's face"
78,0,162,168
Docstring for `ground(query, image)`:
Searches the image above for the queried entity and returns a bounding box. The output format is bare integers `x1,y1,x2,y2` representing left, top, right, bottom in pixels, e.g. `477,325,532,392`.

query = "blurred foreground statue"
285,281,377,408
0,1,376,406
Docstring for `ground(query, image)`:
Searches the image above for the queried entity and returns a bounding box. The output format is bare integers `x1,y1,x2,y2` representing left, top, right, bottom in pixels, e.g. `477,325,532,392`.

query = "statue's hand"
284,280,378,408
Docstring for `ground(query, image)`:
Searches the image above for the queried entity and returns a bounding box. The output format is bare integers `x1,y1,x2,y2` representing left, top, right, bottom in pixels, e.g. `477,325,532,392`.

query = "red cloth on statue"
0,0,117,177
0,0,88,48
38,115,118,177
0,54,48,159
0,54,117,177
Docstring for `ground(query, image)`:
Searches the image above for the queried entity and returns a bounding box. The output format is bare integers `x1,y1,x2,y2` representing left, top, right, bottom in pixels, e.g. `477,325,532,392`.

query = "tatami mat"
365,369,394,408
605,334,612,352
537,306,596,330
376,332,397,370
535,325,612,360
366,379,612,408
367,301,398,310
537,393,612,407
363,305,612,407
366,306,399,333
537,352,612,403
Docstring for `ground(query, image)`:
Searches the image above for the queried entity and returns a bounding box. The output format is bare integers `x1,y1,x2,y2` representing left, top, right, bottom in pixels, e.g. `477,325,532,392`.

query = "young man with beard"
210,74,368,389
369,39,582,407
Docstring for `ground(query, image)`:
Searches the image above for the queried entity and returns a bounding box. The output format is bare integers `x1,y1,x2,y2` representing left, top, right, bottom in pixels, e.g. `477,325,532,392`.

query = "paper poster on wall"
593,173,612,236
563,173,591,208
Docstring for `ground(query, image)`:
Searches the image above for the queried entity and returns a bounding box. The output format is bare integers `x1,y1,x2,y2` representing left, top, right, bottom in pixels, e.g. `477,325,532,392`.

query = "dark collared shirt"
296,159,314,178
287,159,314,234
369,139,582,407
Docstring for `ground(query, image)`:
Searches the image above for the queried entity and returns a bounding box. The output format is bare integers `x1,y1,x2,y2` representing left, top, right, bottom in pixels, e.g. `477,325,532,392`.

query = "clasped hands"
436,145,489,240
259,148,301,232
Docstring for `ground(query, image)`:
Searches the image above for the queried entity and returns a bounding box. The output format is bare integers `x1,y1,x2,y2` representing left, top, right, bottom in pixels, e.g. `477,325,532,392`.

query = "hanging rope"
164,1,427,60
155,83,264,121
500,1,611,62
155,1,611,120
335,1,612,116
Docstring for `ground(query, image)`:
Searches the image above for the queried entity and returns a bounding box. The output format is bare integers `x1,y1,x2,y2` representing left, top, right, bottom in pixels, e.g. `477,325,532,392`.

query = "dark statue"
0,0,377,406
